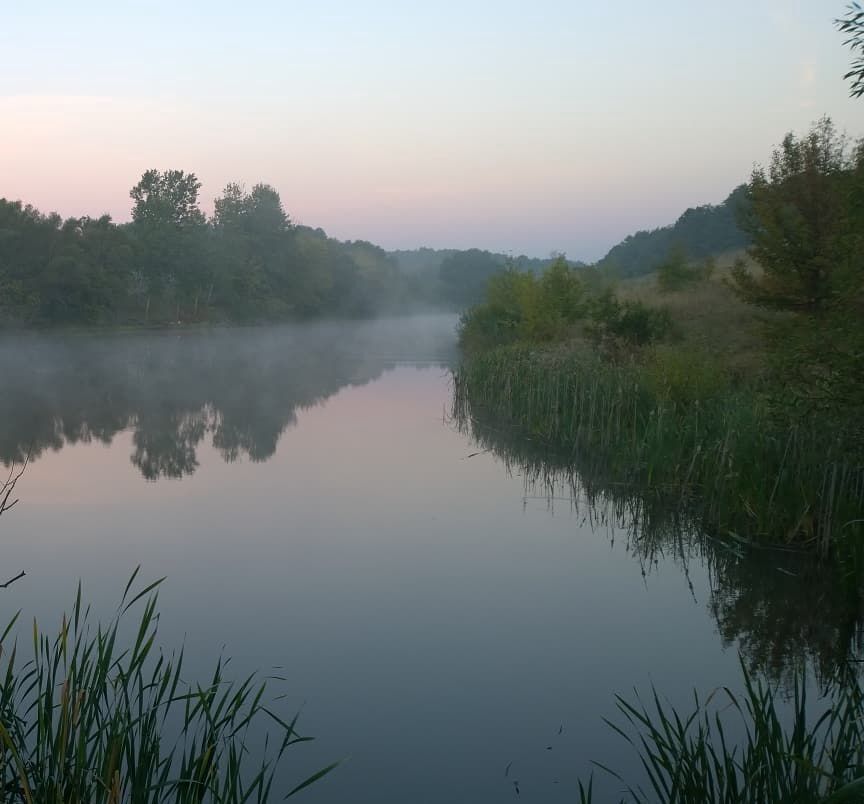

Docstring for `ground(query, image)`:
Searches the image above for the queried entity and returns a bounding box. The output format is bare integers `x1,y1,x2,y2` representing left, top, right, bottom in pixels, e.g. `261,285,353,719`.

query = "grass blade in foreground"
0,572,337,802
579,660,864,803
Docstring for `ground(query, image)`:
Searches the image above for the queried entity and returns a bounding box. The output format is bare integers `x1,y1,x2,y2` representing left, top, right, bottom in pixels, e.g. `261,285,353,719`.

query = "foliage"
730,117,864,314
457,258,589,351
763,312,864,453
455,120,864,555
655,248,704,292
727,117,864,450
578,662,864,803
837,2,864,98
458,257,674,354
0,175,412,327
586,291,675,350
0,572,337,802
392,247,584,278
130,170,206,227
0,202,129,325
390,248,587,310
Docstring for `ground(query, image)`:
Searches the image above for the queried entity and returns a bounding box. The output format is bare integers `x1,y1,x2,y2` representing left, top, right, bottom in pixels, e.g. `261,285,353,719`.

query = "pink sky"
3,2,864,260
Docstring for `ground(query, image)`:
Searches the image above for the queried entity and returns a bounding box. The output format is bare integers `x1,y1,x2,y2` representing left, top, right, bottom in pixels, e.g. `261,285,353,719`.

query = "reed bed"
578,663,864,804
456,371,864,687
452,346,864,557
0,571,336,803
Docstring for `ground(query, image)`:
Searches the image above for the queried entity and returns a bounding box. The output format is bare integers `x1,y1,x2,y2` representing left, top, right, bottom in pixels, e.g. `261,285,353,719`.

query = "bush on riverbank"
458,257,675,355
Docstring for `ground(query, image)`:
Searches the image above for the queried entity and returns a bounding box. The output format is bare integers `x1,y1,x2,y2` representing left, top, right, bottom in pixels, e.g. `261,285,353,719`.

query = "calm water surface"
0,315,854,803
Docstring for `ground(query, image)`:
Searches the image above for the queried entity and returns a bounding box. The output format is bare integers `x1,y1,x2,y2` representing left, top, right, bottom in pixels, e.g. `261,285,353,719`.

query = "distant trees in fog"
0,171,407,326
0,167,762,327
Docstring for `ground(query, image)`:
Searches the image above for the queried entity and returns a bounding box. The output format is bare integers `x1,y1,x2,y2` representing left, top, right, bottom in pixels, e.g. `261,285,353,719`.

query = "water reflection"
453,401,864,687
0,316,457,480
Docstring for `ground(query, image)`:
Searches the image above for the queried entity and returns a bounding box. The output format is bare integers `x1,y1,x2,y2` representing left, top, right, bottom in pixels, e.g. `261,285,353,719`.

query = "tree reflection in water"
0,316,457,480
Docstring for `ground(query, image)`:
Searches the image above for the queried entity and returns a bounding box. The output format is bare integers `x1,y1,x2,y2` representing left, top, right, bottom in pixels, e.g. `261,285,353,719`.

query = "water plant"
452,346,864,557
578,661,864,803
0,569,337,803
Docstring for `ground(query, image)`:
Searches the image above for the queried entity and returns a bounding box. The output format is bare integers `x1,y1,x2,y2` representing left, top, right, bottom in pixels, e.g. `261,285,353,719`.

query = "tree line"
595,185,751,278
0,172,413,326
0,171,594,327
3,114,859,328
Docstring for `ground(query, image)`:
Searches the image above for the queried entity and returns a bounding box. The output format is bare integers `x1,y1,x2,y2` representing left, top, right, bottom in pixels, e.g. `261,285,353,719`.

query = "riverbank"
453,253,864,558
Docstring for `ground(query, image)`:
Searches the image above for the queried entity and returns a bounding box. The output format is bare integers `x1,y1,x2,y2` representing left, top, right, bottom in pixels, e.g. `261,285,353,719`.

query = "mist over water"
0,315,459,477
0,314,857,802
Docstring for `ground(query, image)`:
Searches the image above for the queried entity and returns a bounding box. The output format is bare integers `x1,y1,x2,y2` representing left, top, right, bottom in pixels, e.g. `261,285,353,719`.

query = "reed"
578,662,864,803
452,346,864,557
0,570,337,803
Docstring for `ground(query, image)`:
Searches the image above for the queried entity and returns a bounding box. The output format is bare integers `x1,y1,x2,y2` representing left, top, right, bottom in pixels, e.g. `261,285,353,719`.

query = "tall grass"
578,662,864,804
0,570,337,803
452,346,864,557
455,370,864,685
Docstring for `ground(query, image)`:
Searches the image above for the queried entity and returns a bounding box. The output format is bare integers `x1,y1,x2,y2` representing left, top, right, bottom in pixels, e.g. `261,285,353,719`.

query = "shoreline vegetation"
577,662,864,804
0,568,337,802
0,150,751,332
0,173,577,329
453,117,864,801
454,117,864,560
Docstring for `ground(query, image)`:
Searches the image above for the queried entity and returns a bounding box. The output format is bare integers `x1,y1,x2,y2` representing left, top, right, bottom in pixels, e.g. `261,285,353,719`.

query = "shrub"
588,291,675,349
458,258,587,350
656,248,703,292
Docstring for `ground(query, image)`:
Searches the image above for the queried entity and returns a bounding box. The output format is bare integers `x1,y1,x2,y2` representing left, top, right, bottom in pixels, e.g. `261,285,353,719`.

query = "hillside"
596,185,751,277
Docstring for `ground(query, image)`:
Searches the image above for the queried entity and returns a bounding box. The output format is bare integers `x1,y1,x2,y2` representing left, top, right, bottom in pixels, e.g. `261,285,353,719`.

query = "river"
0,315,856,803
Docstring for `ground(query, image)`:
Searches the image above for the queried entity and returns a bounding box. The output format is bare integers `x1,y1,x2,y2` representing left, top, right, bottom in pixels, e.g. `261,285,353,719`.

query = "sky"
2,1,864,262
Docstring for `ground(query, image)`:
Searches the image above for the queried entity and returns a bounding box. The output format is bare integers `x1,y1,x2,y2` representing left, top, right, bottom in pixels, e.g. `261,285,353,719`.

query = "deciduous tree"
730,117,863,314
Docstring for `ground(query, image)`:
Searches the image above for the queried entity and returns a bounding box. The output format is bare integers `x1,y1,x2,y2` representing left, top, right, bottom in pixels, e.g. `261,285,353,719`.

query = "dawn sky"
3,0,864,261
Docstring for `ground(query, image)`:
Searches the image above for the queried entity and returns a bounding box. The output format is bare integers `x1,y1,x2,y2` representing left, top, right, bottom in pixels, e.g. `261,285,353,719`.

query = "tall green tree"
212,182,297,316
730,119,864,445
129,169,209,321
730,117,863,314
130,169,204,226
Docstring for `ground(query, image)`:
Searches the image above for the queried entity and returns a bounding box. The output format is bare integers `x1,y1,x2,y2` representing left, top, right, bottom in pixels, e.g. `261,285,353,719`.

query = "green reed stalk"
452,346,864,557
578,661,864,804
0,570,337,803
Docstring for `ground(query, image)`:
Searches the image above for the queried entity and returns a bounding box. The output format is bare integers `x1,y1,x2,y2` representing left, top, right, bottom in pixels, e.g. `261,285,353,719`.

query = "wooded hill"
595,185,751,278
